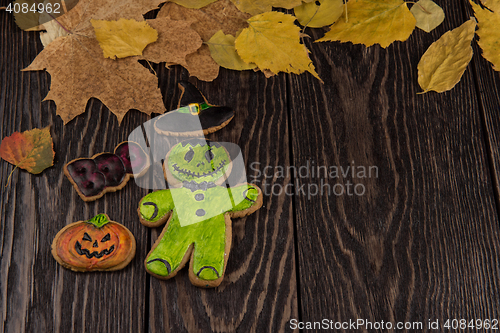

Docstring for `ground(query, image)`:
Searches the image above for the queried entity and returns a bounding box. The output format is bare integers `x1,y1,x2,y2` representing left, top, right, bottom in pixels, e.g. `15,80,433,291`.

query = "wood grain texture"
464,0,500,207
146,70,298,333
3,0,500,332
0,11,151,333
289,1,500,331
0,8,298,333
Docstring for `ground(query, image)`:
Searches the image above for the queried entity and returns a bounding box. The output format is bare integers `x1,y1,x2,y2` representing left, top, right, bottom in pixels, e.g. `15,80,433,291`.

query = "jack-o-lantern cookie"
51,214,136,272
137,139,262,288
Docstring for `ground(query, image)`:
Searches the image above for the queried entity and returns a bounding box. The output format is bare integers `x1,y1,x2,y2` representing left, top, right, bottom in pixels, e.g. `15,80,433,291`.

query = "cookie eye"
205,150,214,162
184,148,194,162
82,232,92,242
101,234,111,242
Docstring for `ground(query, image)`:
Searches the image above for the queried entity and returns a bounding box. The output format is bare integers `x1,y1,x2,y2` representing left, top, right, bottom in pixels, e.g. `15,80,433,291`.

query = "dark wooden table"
2,1,500,332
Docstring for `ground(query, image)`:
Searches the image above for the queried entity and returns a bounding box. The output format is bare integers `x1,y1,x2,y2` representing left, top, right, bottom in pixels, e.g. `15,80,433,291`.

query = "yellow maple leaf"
235,11,320,79
170,0,218,8
471,1,500,71
481,0,500,12
417,19,476,93
294,0,344,28
316,0,416,48
410,0,445,33
207,30,256,70
91,18,158,59
230,0,314,15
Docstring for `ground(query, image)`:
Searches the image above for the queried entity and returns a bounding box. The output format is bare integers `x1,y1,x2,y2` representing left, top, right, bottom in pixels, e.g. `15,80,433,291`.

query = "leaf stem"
417,3,432,14
3,152,31,187
145,60,157,76
406,1,432,14
301,1,321,32
344,0,348,23
5,166,18,188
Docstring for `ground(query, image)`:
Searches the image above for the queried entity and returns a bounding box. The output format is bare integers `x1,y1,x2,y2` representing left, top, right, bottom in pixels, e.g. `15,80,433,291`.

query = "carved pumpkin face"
51,214,136,272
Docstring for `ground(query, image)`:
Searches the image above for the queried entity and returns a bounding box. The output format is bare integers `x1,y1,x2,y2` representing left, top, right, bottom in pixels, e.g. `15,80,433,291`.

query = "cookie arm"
138,189,175,227
227,183,263,215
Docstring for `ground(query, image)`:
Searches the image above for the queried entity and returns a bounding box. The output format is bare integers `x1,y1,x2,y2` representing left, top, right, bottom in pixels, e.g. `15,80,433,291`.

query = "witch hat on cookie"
154,81,234,137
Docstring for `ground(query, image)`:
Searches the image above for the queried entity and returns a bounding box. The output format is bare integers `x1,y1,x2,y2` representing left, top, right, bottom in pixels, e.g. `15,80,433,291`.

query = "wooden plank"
464,1,500,206
0,13,299,333
0,14,151,332
146,70,298,332
289,1,500,330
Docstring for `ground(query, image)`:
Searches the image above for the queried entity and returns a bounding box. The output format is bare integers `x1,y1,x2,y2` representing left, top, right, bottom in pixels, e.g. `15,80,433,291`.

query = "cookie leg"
145,216,193,278
190,215,229,283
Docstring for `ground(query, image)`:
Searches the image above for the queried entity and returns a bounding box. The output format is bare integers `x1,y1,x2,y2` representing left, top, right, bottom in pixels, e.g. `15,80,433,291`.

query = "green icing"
167,142,230,183
175,102,210,115
139,190,174,224
172,186,232,227
146,213,226,279
228,185,259,212
139,140,261,283
139,183,261,281
176,105,193,114
87,214,109,228
199,102,210,110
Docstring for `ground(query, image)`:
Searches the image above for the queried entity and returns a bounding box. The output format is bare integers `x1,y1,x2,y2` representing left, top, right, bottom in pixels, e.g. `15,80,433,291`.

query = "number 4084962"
6,2,60,14
443,319,499,330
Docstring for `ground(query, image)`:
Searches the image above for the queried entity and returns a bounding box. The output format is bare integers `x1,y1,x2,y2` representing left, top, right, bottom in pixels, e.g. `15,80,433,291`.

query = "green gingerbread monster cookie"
138,138,262,287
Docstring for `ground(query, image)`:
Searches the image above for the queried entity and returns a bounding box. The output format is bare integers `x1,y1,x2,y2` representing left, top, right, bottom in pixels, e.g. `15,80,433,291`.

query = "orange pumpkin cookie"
51,214,136,272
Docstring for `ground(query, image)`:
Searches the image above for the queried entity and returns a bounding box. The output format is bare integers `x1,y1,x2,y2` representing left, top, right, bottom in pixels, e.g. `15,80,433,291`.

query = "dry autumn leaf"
294,0,344,28
230,0,314,15
207,30,256,70
235,11,320,79
23,0,204,124
25,34,165,124
142,17,203,68
158,0,250,42
417,19,476,93
481,0,500,12
410,0,445,33
316,0,416,48
170,0,218,8
184,46,220,81
471,1,500,71
91,18,158,59
0,127,55,177
157,0,250,81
